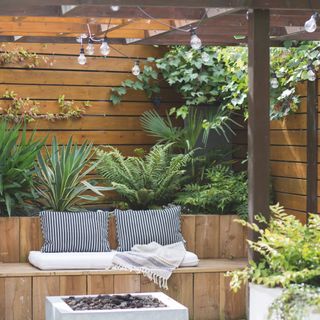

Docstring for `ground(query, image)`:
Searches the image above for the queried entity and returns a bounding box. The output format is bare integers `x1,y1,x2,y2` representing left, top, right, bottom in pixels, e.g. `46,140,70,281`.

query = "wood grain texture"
0,43,173,156
194,273,220,320
32,276,60,320
114,274,140,293
0,217,19,263
181,215,196,252
219,215,245,259
195,215,220,259
19,217,42,263
0,277,32,320
220,275,246,320
87,275,114,294
59,275,87,295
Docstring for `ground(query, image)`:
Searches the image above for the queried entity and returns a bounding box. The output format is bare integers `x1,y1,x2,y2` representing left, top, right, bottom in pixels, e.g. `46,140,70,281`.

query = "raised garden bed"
0,214,247,262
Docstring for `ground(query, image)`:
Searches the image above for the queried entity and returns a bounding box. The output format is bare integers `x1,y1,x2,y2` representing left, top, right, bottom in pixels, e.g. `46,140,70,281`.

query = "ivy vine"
0,91,91,123
110,41,320,123
0,45,47,68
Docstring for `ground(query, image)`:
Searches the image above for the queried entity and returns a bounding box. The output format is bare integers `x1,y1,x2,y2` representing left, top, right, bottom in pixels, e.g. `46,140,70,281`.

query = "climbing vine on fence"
0,91,91,123
111,41,320,124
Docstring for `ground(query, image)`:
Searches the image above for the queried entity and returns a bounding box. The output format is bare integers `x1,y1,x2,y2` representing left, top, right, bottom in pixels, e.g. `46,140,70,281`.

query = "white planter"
46,292,188,320
249,283,320,320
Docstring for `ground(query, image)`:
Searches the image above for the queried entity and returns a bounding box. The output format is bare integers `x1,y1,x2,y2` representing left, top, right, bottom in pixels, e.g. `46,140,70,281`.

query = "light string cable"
137,6,208,33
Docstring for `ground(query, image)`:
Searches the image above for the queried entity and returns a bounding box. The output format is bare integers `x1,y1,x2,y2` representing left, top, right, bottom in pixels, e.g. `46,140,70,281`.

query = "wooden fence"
0,42,176,154
233,81,315,223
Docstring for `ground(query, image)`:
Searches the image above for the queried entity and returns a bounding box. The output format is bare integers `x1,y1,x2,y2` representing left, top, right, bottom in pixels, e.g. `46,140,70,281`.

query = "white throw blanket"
111,241,186,289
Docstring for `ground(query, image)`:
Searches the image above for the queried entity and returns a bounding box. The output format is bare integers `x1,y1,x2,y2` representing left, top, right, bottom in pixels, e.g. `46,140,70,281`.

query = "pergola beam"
0,0,319,10
247,9,270,262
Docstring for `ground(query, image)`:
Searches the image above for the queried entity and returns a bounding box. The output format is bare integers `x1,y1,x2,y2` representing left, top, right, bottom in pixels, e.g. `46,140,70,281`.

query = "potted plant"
228,203,320,320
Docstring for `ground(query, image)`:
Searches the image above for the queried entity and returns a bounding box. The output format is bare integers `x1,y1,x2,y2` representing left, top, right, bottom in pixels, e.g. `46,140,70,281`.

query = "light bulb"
307,68,316,81
304,14,318,33
190,29,202,50
86,41,95,55
270,77,279,89
110,5,120,11
132,61,140,76
100,38,110,56
201,51,210,63
77,48,86,65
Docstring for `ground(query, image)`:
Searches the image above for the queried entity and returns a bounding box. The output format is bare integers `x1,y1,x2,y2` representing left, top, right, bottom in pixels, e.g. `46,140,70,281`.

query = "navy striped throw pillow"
40,210,110,253
114,206,184,251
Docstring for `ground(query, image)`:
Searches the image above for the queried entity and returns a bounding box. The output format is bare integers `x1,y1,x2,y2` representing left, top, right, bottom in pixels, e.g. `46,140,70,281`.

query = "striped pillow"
40,210,110,253
114,206,184,251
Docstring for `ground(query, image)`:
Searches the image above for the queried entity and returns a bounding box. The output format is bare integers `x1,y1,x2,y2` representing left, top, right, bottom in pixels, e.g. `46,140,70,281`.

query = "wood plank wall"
0,42,175,154
233,81,314,223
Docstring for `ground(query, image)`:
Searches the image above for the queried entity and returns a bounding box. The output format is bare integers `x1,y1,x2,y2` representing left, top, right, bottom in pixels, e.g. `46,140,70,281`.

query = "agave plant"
96,144,191,209
0,121,45,216
35,137,111,212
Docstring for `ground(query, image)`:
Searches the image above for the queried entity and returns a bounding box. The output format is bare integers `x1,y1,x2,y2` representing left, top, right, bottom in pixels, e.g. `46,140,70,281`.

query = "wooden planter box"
0,214,247,263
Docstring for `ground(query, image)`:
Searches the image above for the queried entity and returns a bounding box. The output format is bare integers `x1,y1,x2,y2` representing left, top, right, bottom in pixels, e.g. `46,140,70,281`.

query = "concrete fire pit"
46,292,188,320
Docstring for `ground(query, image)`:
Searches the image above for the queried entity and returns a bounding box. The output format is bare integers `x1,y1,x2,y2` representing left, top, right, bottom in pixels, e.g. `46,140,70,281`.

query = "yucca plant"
0,121,45,216
96,144,191,209
35,137,111,212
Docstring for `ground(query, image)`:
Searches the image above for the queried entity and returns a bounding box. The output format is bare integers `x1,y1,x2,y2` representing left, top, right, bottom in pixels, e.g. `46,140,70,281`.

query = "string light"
304,12,319,33
77,47,87,65
132,61,141,76
110,5,120,12
190,28,202,50
307,64,317,81
270,73,279,89
100,36,110,56
86,38,95,55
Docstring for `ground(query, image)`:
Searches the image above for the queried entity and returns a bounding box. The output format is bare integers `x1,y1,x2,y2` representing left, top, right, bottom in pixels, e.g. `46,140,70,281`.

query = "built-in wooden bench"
0,259,247,320
0,215,248,319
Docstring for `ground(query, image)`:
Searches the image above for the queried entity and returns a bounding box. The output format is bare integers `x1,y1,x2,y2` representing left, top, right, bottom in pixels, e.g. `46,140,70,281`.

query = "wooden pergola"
1,0,319,260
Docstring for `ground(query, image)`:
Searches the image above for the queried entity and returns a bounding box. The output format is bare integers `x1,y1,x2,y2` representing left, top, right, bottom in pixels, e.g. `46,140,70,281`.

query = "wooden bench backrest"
0,214,247,262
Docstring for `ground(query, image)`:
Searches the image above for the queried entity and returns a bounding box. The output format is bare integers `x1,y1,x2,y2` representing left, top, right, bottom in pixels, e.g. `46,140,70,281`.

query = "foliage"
110,64,160,105
174,165,248,218
268,284,320,320
96,144,191,209
0,91,90,123
35,137,110,212
0,121,45,216
0,45,47,68
228,204,320,292
141,108,238,153
111,42,320,121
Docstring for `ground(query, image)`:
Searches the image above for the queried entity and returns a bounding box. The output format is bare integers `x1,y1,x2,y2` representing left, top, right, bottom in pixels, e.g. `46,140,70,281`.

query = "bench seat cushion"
28,250,199,270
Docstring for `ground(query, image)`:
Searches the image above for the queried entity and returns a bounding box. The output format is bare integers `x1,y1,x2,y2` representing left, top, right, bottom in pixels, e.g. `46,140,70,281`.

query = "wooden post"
306,78,318,221
247,9,270,262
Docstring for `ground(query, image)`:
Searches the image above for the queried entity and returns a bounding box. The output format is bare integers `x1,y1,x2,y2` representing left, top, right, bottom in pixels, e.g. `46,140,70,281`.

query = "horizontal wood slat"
0,43,174,154
0,43,166,58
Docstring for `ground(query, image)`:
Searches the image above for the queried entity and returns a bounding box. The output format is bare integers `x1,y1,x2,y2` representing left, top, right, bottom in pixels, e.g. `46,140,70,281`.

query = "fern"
96,144,191,209
175,165,248,218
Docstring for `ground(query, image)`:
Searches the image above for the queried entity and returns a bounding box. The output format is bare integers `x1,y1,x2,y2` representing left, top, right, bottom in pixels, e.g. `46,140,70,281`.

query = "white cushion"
29,250,199,270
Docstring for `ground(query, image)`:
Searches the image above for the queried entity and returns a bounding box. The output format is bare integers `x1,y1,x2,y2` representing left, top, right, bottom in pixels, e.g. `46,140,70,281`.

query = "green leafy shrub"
0,121,45,216
228,204,320,292
111,42,320,121
174,165,248,218
269,284,320,320
35,137,110,212
96,144,191,209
